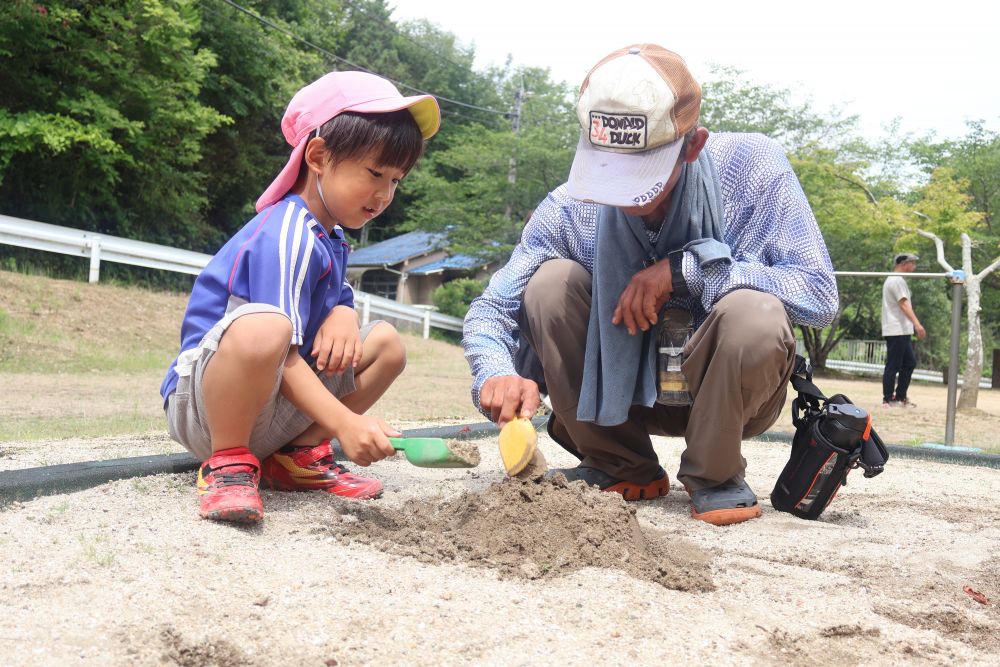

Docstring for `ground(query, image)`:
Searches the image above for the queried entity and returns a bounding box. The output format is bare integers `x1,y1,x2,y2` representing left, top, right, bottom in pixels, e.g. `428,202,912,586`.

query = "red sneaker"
197,447,263,524
260,441,383,500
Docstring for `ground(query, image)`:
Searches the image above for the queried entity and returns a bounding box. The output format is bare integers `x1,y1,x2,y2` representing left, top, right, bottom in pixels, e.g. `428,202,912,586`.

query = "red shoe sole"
603,474,670,501
201,505,263,524
260,463,383,500
689,503,762,526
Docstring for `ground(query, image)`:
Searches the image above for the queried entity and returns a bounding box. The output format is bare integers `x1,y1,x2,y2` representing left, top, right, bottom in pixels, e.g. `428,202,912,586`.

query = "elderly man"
462,44,837,525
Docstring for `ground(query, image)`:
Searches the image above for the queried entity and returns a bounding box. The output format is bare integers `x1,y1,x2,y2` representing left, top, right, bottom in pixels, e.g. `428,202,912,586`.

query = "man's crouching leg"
520,259,669,501
679,290,795,525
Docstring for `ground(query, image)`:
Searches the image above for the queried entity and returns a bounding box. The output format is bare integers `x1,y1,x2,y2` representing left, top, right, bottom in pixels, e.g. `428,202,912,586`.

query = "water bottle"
656,310,692,406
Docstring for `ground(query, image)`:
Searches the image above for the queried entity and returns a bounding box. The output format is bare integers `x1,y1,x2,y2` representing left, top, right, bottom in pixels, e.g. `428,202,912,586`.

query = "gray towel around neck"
577,150,731,426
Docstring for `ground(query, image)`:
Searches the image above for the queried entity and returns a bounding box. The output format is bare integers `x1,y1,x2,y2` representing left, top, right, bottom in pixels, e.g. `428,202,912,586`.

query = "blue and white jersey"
160,194,353,403
462,132,838,412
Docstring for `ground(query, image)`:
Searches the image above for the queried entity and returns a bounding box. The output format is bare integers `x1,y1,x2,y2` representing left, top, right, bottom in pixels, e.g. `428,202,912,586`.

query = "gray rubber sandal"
689,480,762,525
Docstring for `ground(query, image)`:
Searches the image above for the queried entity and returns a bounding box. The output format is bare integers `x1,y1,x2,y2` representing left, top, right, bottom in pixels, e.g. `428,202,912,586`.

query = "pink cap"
255,71,441,212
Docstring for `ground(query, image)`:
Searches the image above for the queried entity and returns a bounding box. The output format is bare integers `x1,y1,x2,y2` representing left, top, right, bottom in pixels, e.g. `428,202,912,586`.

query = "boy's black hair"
317,110,425,174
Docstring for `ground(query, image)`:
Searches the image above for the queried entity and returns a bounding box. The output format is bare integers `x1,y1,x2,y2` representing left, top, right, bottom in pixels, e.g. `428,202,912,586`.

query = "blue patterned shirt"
462,132,838,414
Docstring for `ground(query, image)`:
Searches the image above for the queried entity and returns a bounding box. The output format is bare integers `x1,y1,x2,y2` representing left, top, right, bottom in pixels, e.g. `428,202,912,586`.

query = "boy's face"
315,149,406,230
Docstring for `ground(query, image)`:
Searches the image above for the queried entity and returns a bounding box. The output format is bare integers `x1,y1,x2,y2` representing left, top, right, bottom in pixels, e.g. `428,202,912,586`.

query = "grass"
0,269,481,444
78,532,116,568
1,268,998,455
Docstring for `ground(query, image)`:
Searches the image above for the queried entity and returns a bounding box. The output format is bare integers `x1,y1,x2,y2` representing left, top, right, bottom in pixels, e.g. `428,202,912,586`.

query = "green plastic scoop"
389,437,480,468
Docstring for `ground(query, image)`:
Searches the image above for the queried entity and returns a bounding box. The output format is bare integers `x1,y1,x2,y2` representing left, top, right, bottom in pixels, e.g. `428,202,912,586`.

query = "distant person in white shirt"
881,253,926,408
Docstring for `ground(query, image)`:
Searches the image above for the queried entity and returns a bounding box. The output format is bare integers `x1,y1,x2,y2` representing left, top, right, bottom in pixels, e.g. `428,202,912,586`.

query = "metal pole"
944,278,964,445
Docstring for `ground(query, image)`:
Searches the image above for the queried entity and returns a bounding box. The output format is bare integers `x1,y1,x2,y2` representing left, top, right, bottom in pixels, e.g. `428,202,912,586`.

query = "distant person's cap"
256,71,440,212
566,44,701,208
894,253,920,265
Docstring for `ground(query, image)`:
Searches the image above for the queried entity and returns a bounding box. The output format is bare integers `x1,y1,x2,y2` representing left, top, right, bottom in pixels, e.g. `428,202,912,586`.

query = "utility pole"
504,78,524,220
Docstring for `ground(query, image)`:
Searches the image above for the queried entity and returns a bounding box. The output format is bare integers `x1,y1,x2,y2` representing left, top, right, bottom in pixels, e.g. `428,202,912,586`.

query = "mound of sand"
321,475,712,591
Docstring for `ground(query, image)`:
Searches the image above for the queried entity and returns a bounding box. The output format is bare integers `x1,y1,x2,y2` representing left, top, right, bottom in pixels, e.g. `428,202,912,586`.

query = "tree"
403,66,575,261
701,65,858,149
194,0,343,246
701,66,889,369
0,0,228,249
432,278,486,319
902,168,991,407
917,230,1000,408
910,122,1000,374
790,147,896,367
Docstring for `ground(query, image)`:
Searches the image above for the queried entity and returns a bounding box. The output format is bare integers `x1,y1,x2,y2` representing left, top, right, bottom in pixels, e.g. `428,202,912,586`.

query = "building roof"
347,230,444,267
407,254,488,275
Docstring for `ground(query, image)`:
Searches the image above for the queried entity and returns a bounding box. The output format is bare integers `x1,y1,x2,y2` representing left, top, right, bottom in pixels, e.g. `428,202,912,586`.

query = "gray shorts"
165,302,382,461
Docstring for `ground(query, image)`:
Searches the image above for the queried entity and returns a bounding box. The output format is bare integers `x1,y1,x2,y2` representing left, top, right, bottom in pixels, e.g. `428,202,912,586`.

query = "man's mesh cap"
566,44,701,208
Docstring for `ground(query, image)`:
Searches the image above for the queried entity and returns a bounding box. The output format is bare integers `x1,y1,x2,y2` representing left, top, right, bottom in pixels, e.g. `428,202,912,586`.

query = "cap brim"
255,137,309,213
255,94,442,213
565,132,684,207
347,94,441,140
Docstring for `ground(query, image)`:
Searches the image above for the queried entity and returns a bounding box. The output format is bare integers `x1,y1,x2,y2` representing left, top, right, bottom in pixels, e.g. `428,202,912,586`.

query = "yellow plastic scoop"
498,418,544,476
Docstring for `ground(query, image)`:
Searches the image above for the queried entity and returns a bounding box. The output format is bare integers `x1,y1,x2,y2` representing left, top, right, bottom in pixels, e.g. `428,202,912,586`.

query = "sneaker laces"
309,448,351,476
211,464,256,487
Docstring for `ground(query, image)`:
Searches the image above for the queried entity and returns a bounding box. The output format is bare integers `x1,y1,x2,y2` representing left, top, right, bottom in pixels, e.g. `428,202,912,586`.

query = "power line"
212,0,511,117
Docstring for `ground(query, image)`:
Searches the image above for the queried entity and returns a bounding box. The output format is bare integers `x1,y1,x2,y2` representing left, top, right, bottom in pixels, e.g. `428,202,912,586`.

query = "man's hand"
611,259,673,335
480,375,540,427
334,414,400,466
915,323,926,340
312,305,362,376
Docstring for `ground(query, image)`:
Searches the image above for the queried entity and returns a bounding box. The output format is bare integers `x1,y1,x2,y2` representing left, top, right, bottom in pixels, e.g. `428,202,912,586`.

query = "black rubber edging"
752,430,1000,469
0,417,547,505
3,415,996,505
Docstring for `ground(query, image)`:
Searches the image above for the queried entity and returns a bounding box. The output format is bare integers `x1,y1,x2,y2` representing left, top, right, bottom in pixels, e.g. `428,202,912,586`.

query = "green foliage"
195,0,346,244
901,168,985,251
1,0,997,373
432,278,486,319
0,0,228,250
404,67,575,260
701,65,858,150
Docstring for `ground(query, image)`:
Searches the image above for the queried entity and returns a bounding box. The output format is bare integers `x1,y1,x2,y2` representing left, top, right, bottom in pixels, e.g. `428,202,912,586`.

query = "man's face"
901,260,918,272
618,156,685,220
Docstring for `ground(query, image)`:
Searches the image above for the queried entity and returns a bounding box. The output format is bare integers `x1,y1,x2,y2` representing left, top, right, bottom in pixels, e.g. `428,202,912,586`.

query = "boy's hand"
312,305,362,376
335,414,400,466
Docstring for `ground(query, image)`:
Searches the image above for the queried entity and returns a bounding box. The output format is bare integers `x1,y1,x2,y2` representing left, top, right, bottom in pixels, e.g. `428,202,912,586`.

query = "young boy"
160,71,440,524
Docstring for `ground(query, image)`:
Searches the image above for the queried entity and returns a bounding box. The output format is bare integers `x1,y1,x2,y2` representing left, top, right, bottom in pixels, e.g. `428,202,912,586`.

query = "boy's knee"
370,322,406,374
223,312,293,363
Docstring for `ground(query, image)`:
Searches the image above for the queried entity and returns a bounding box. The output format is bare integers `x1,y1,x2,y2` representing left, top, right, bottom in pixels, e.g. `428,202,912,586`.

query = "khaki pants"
518,259,795,491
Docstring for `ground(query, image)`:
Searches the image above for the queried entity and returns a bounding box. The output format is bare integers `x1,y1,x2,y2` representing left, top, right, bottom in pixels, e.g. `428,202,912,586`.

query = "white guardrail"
0,213,463,338
824,359,993,389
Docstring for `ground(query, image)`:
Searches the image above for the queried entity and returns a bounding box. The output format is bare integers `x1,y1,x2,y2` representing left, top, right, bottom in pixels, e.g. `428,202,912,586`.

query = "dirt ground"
1,430,998,666
2,270,999,664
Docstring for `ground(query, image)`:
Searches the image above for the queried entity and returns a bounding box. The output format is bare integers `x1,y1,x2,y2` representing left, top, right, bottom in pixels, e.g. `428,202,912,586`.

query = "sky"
389,0,1000,142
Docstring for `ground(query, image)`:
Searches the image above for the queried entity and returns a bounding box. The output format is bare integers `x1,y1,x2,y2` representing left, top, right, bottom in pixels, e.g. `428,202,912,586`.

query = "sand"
1,428,998,666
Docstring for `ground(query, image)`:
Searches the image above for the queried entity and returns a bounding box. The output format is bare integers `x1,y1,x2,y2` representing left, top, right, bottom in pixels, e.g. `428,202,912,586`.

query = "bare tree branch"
915,228,956,273
976,254,1000,280
832,172,878,205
